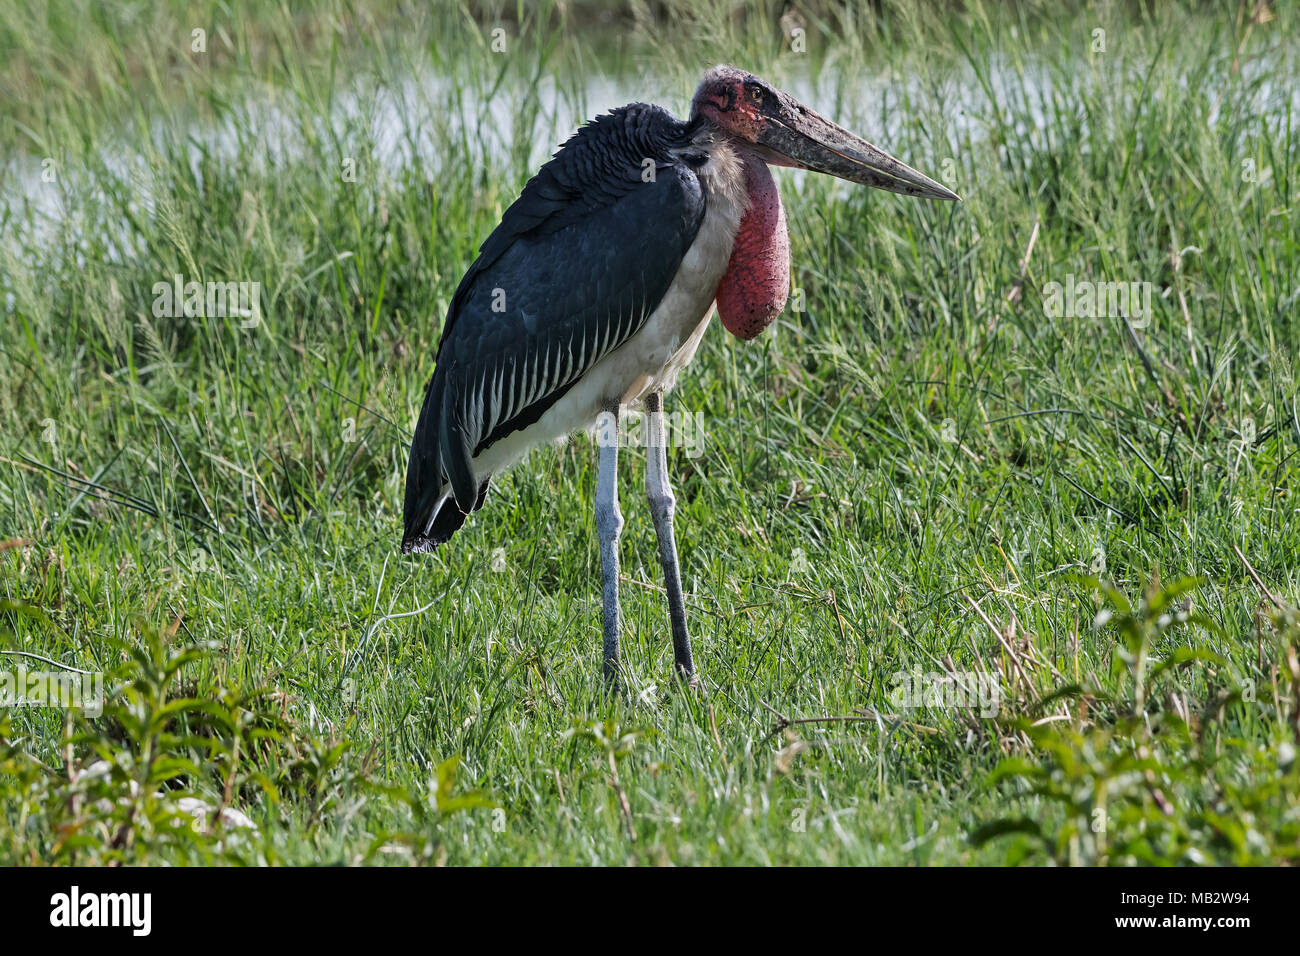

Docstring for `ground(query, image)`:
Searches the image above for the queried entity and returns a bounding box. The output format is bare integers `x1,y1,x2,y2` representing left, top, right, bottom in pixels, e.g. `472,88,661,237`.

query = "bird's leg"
595,400,623,685
645,391,696,683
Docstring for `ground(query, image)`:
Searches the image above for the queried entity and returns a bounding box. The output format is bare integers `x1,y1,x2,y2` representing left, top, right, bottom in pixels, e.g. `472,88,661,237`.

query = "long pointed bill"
755,90,960,201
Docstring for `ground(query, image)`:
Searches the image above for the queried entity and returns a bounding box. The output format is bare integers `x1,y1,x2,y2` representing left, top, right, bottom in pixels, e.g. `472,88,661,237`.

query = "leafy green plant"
365,757,496,865
973,576,1300,865
0,616,489,865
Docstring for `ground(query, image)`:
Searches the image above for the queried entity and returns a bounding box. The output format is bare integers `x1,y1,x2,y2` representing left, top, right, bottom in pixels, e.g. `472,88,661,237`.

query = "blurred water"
0,57,1040,259
4,42,1296,264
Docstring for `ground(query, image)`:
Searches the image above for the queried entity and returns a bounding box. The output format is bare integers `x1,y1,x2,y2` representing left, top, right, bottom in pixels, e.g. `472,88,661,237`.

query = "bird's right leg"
645,391,696,684
595,400,623,685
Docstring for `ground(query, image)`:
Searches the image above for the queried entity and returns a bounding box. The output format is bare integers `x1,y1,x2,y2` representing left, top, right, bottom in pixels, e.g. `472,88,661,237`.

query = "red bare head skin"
690,65,769,143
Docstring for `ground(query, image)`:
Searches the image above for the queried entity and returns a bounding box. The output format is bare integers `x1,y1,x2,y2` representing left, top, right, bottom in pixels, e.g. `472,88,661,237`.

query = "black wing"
402,104,706,553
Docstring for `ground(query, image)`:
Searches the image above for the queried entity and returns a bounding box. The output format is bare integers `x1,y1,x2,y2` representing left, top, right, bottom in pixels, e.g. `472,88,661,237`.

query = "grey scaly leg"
645,391,695,682
595,401,623,684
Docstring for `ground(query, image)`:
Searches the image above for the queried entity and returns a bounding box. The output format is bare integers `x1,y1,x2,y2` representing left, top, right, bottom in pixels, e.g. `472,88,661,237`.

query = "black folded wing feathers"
402,104,707,552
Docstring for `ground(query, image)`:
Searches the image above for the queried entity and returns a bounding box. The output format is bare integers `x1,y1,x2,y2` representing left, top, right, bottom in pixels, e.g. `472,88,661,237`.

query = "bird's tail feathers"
401,481,490,554
403,373,490,553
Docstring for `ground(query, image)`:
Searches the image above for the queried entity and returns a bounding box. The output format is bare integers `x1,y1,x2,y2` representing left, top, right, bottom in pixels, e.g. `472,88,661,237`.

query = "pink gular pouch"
716,158,790,341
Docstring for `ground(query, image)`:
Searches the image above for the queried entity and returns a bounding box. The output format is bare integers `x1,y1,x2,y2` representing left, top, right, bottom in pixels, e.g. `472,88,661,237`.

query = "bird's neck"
715,150,790,340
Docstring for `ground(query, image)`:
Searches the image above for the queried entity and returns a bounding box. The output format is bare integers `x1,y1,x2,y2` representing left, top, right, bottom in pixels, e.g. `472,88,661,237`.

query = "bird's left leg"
645,391,696,683
595,400,624,685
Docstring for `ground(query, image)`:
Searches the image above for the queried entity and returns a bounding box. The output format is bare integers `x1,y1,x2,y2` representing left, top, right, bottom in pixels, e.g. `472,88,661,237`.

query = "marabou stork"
403,65,957,684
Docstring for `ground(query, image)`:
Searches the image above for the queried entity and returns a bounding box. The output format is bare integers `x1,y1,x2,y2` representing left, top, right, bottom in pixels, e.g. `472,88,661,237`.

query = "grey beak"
756,90,960,201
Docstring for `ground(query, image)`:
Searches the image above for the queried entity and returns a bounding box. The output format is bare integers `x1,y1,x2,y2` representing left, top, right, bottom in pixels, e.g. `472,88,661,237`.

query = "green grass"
2,0,1298,865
